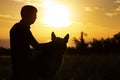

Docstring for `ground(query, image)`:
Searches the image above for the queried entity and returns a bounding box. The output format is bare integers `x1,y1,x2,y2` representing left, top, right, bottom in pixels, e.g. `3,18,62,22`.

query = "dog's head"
51,32,69,51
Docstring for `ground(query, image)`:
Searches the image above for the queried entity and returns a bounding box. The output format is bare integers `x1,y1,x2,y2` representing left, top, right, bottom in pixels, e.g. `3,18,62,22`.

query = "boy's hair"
21,5,37,18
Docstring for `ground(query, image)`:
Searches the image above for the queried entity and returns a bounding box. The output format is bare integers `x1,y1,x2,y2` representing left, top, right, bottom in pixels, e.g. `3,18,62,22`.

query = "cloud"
84,6,102,12
116,6,120,11
114,0,120,3
10,0,43,6
10,0,24,2
105,6,120,17
105,13,118,16
0,14,17,21
11,0,42,3
84,7,93,12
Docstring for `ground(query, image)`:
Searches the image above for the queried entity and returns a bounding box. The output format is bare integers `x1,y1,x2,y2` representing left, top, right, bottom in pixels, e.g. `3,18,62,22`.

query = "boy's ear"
51,32,56,40
64,34,69,43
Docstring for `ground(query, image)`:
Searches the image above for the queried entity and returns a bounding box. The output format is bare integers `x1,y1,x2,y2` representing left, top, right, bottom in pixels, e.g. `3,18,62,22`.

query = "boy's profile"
10,5,40,80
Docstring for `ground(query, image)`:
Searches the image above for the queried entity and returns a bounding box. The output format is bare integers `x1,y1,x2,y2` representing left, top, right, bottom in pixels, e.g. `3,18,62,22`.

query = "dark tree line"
1,32,120,55
0,47,10,55
67,32,120,55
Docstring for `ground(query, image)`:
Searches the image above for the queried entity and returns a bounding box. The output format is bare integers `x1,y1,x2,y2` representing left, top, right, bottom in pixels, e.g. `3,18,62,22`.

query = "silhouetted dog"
33,32,69,80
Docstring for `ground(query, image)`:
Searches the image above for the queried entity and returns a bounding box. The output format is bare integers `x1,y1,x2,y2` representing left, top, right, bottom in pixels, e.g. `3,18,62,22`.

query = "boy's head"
21,5,37,24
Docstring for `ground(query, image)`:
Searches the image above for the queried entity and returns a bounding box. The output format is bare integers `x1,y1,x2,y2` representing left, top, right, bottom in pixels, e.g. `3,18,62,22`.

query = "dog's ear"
64,34,69,43
52,32,56,40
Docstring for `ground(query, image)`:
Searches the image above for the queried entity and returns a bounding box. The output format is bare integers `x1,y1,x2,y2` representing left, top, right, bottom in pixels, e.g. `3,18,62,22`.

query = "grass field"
57,54,120,80
0,54,120,80
0,56,12,80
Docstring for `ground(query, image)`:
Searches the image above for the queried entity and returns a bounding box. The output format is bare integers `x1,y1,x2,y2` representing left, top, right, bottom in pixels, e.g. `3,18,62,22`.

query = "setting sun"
41,1,72,28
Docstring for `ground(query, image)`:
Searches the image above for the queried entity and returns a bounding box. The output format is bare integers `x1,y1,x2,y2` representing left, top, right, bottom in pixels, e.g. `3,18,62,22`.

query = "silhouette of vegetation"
1,32,120,55
73,32,89,54
90,32,120,54
66,32,120,55
0,47,10,56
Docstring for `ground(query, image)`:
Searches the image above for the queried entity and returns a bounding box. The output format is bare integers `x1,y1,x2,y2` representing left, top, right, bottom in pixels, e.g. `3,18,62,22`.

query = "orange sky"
0,0,120,48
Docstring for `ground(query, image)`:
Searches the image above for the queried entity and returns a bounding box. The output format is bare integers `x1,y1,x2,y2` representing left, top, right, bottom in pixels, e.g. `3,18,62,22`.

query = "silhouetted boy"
10,5,40,80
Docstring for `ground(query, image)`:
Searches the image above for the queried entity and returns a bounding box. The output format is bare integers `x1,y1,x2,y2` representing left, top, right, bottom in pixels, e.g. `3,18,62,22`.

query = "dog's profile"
33,32,69,80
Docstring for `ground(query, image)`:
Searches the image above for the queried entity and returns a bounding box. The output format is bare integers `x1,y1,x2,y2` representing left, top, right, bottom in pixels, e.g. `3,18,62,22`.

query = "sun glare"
41,1,72,28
